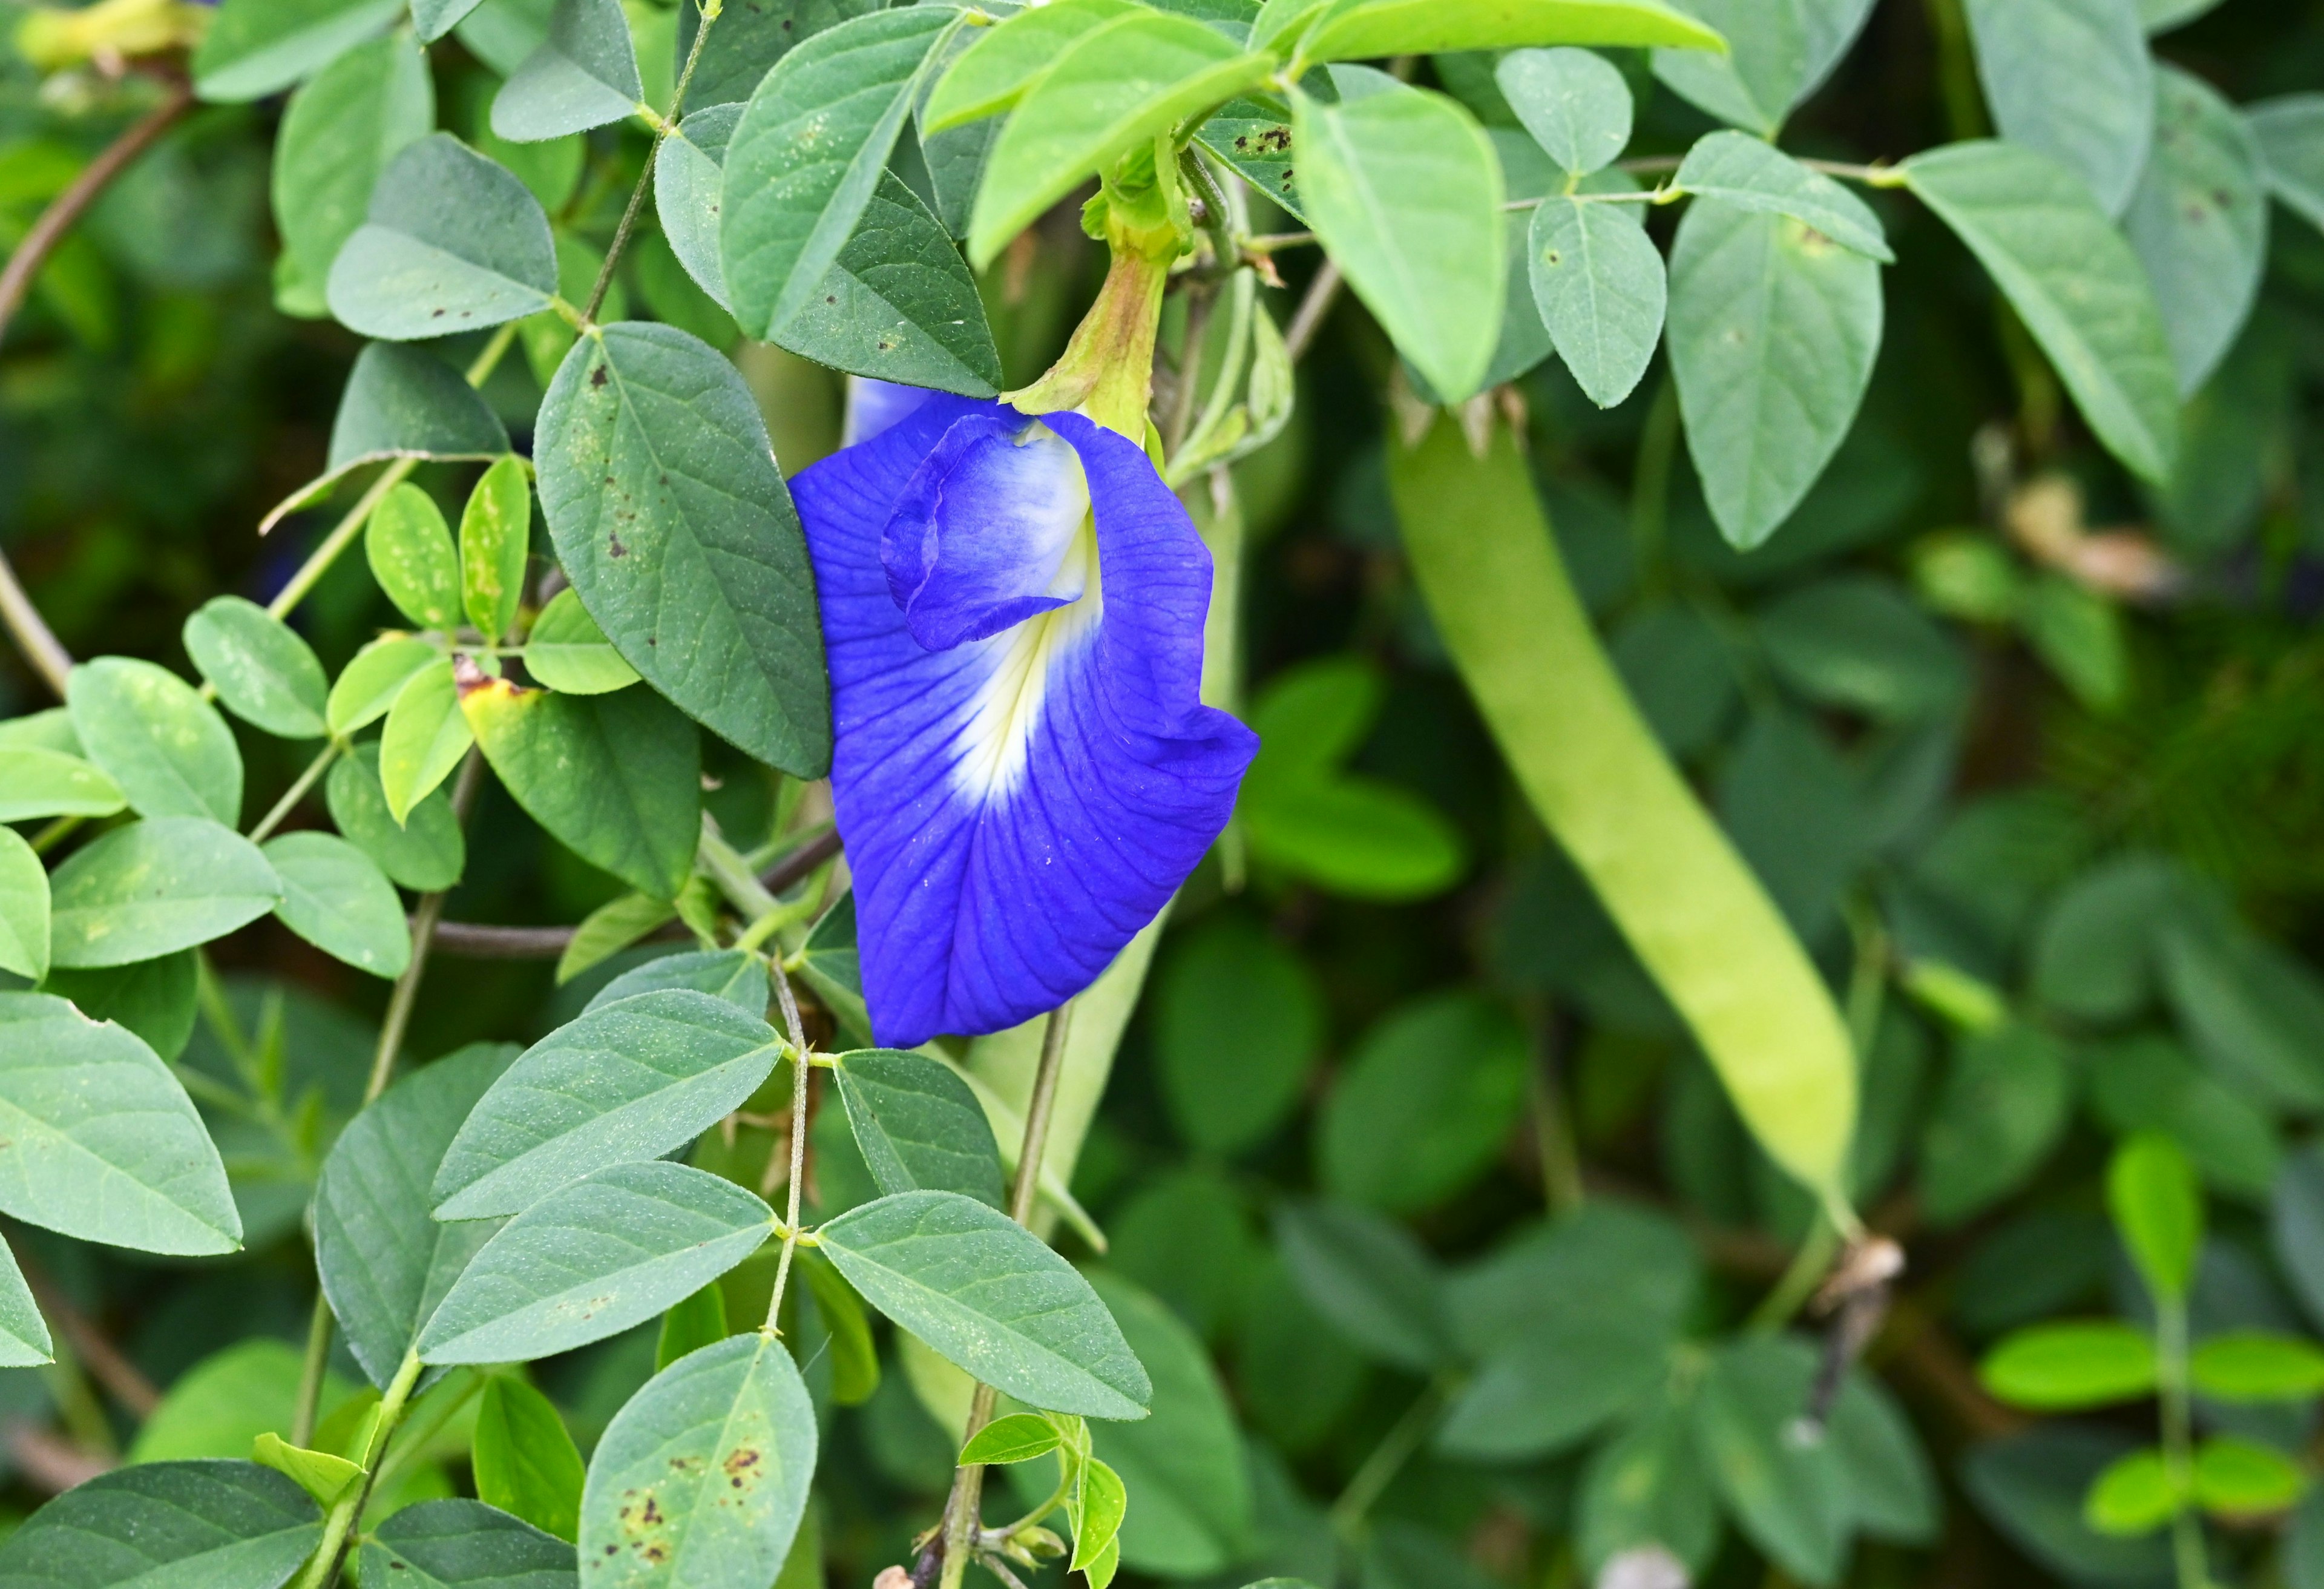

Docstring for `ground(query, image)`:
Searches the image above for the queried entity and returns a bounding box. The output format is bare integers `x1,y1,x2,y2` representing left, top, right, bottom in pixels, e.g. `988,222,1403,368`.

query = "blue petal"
794,403,1256,1047
879,410,1091,652
843,377,937,446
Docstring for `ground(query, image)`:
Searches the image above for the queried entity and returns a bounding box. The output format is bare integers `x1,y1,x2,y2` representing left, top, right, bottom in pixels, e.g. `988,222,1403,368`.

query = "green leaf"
2084,1447,2176,1536
1901,140,2177,481
1828,1369,1938,1544
48,817,281,969
817,1189,1152,1418
557,893,681,985
1070,1457,1129,1576
2110,1130,2202,1301
522,587,640,694
720,7,958,333
492,0,645,140
832,1048,1006,1207
192,0,401,101
1667,200,1881,550
1196,96,1305,221
43,950,198,1062
2190,1331,2324,1402
359,1499,579,1587
327,739,466,892
1270,1199,1452,1372
2122,65,2268,395
461,456,532,643
369,482,464,630
1692,1337,1846,1587
1292,74,1504,401
271,30,436,314
2155,910,2324,1113
327,133,559,340
473,1376,587,1539
307,346,510,524
657,1281,732,1372
1981,1320,2158,1409
420,1160,772,1363
0,1235,50,1367
578,1332,816,1589
1649,0,1800,136
1154,916,1321,1156
456,0,556,73
796,1248,878,1405
2248,94,2324,237
0,990,242,1254
674,0,886,114
1528,194,1664,408
0,746,125,822
965,11,1270,268
1754,574,1968,720
329,633,445,737
1301,0,1726,59
1083,1270,1252,1574
315,1041,520,1387
2141,0,2220,27
2193,1436,2305,1517
0,829,48,985
68,656,243,824
2021,572,2127,712
960,1412,1062,1466
261,832,411,978
1962,0,2152,215
251,1432,362,1507
921,0,1135,132
182,596,329,740
462,679,701,900
589,949,764,1015
652,105,740,308
433,989,782,1220
1673,130,1892,261
1965,1429,2175,1584
1318,992,1529,1214
380,659,475,824
1919,1022,2072,1226
1497,45,1631,175
0,1461,322,1588
534,324,829,775
1577,1392,1720,1577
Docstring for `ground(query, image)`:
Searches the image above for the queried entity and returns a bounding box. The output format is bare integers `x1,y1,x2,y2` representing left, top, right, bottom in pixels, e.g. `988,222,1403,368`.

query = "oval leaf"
831,1048,1006,1207
0,1460,321,1588
261,831,413,978
360,1498,579,1588
183,596,329,740
327,133,559,340
49,817,282,969
68,656,243,825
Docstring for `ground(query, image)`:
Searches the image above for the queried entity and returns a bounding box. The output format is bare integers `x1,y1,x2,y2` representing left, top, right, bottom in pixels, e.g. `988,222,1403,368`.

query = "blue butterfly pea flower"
794,381,1258,1047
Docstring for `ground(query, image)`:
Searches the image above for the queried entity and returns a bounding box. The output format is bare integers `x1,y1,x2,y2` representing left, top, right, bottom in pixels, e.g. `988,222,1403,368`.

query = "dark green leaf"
1154,916,1321,1156
473,1377,587,1539
0,991,241,1254
721,8,957,333
192,0,401,102
48,817,281,969
577,1332,817,1589
1667,200,1882,550
0,1461,321,1589
676,0,885,114
534,322,830,777
1755,574,1968,720
271,30,436,314
43,951,198,1063
1963,0,2152,215
1270,1199,1452,1372
1693,1337,1847,1586
589,950,766,1015
327,133,559,340
315,1041,520,1387
68,656,243,824
1318,993,1529,1213
462,679,702,901
657,1281,732,1371
1650,0,1801,136
359,1499,578,1588
816,1189,1151,1419
433,989,782,1220
1961,1428,2174,1584
832,1048,1005,1207
183,597,328,740
1918,1022,2072,1226
327,739,466,892
1577,1392,1721,1577
492,0,645,141
1901,139,2178,482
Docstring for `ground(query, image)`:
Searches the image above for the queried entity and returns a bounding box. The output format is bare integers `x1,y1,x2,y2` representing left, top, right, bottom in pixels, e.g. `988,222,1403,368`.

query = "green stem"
367,1366,485,1503
249,742,341,846
1923,0,1989,143
1329,1381,1446,1537
267,326,515,623
295,1350,424,1589
287,1294,334,1449
2157,1295,2210,1589
1629,378,1681,599
583,0,722,322
760,956,812,1334
28,815,80,855
1748,1213,1839,1334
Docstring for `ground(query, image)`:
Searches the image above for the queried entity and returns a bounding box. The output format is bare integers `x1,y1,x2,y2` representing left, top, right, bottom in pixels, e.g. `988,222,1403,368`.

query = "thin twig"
427,827,844,958
760,956,812,1332
582,0,723,321
0,550,70,700
1282,259,1341,364
247,742,340,845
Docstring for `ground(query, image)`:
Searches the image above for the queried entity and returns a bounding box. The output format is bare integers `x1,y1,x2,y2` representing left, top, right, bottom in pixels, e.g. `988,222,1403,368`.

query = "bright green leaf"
379,659,474,825
369,483,464,630
48,817,281,969
2084,1447,2177,1536
329,634,444,737
1302,0,1725,60
960,1412,1062,1466
2110,1130,2203,1301
473,1375,587,1539
1981,1320,2159,1410
182,596,329,739
68,656,243,825
0,746,125,822
0,829,48,985
2193,1436,2305,1517
261,831,412,978
461,456,532,643
327,739,467,892
522,587,640,694
2190,1331,2324,1402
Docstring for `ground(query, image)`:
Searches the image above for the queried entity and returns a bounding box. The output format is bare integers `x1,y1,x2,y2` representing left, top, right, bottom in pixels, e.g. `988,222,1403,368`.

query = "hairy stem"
933,1004,1074,1589
761,956,812,1332
584,0,722,321
296,1349,424,1589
